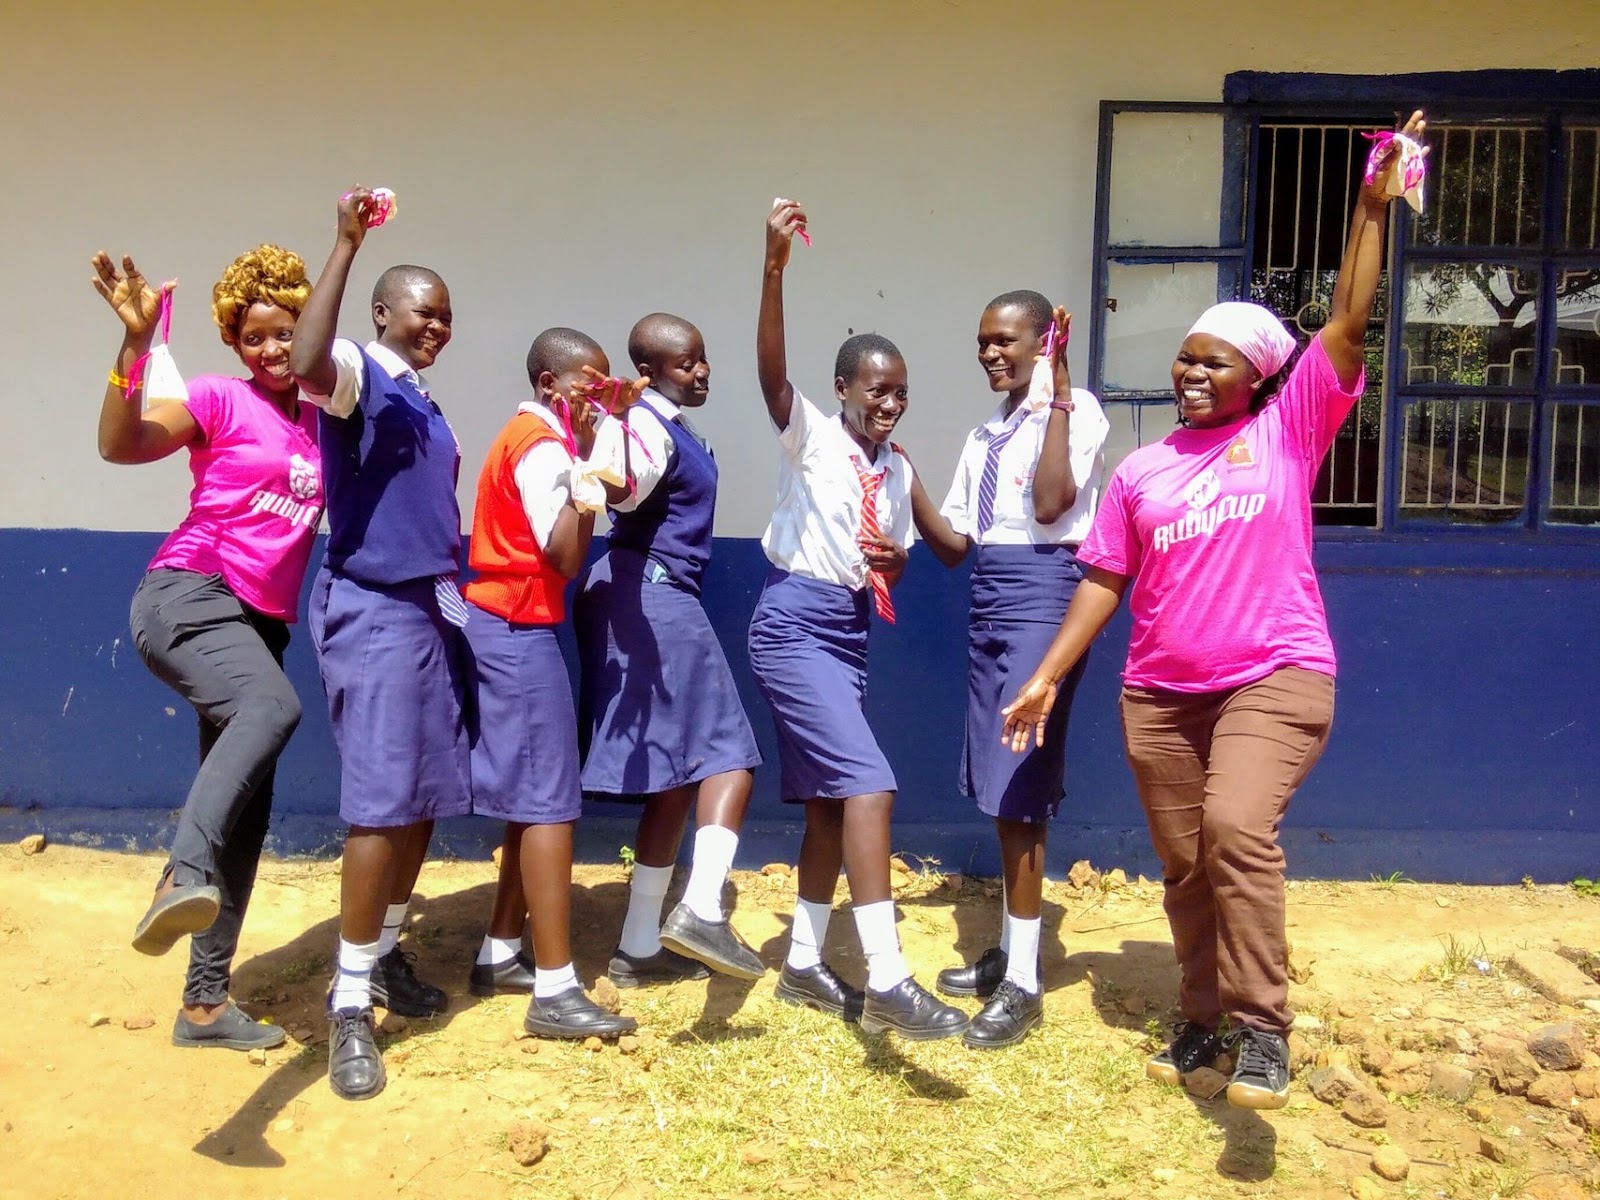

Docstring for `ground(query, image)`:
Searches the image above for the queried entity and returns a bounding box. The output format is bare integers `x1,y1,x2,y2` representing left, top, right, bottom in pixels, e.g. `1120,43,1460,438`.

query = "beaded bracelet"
109,369,131,390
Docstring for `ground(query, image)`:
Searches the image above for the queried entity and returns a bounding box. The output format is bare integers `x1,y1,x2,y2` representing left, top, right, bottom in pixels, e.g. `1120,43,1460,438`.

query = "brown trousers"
1120,667,1335,1034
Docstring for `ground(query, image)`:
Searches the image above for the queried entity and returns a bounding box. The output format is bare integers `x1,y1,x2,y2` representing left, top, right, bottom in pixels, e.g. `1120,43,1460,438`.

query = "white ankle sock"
681,825,738,922
998,882,1011,957
619,863,674,958
1003,915,1041,993
533,962,579,1000
477,935,520,967
331,937,381,1011
376,901,409,956
786,898,832,971
853,900,910,993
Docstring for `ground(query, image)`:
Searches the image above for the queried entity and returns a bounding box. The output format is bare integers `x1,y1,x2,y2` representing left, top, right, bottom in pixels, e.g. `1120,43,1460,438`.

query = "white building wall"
4,1,1594,536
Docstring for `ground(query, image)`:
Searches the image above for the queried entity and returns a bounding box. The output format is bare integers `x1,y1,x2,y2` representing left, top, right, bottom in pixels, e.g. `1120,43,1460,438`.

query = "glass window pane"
1109,112,1240,248
1554,268,1600,385
1565,127,1600,250
1412,124,1545,249
1400,265,1540,387
1399,398,1532,524
1103,260,1233,392
1547,403,1600,525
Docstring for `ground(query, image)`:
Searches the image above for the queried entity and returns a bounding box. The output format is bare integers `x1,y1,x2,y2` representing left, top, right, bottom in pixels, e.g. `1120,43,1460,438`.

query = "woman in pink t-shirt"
94,245,321,1053
1001,112,1427,1110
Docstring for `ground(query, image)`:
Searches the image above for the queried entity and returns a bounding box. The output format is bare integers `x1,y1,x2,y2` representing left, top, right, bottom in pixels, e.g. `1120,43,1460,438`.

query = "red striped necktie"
853,461,896,624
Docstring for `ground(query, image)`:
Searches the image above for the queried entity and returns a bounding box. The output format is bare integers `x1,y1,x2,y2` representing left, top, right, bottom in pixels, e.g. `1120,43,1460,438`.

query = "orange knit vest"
463,411,570,625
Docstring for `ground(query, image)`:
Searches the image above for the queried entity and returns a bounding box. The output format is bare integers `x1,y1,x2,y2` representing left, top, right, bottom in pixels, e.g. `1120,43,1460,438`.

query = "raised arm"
757,199,807,431
1030,307,1079,523
290,188,375,397
909,472,971,567
92,253,199,464
999,565,1129,750
1320,110,1427,389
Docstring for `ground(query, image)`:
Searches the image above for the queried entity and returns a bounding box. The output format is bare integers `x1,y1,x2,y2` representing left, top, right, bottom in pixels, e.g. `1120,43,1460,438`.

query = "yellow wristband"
109,369,131,390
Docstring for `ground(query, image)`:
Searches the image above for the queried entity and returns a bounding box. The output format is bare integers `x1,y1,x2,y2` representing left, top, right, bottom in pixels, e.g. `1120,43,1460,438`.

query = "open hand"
575,365,650,414
766,199,808,272
1000,676,1059,752
91,253,173,337
1363,110,1428,205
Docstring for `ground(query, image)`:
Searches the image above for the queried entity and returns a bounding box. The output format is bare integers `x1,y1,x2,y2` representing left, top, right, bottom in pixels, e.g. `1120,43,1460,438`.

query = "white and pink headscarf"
1185,302,1297,379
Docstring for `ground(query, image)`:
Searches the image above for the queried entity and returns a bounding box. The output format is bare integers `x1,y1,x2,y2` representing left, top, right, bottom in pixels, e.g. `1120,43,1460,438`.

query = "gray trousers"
129,569,302,1005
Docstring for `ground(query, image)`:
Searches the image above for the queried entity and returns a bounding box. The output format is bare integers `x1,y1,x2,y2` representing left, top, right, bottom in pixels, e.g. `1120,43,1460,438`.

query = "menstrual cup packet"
1363,132,1427,213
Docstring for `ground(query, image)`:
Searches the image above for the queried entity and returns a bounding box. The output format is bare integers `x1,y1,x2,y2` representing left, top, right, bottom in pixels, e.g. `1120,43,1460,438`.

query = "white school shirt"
303,339,428,418
760,389,916,590
939,387,1110,546
509,400,581,552
588,388,681,514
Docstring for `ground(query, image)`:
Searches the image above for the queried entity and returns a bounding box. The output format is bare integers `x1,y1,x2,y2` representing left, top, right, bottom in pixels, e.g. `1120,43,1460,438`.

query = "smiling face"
641,325,710,409
230,302,299,395
835,350,909,450
1172,333,1261,428
375,280,453,371
977,302,1045,398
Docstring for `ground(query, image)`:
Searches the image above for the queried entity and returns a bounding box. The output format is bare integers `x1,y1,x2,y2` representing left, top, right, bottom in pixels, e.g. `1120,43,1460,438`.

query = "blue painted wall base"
2,529,1595,883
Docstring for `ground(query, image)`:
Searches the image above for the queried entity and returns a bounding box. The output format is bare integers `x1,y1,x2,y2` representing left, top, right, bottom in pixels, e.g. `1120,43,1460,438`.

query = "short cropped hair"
526,326,605,386
833,332,904,383
984,289,1054,335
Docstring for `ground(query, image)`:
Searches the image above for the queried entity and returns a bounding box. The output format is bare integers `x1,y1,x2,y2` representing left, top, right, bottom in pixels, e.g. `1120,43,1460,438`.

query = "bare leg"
839,791,894,904
633,785,695,869
796,801,844,904
486,823,526,941
521,822,575,970
996,818,1047,920
340,825,417,943
694,767,753,833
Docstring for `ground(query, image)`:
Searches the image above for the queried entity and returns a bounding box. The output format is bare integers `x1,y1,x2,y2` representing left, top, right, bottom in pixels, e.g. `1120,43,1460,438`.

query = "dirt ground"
3,844,1600,1200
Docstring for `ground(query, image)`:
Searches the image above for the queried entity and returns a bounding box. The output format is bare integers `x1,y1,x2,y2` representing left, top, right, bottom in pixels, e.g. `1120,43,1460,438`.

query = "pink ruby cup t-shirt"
1078,335,1363,693
147,376,324,622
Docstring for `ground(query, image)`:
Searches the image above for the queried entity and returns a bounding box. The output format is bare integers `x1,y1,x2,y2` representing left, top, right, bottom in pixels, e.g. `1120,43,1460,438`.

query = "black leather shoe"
935,947,1008,999
131,884,221,956
468,952,537,997
172,1002,287,1051
607,947,712,989
774,962,864,1022
523,988,638,1040
658,903,765,981
328,1006,385,1101
370,947,447,1017
860,977,971,1041
962,979,1043,1049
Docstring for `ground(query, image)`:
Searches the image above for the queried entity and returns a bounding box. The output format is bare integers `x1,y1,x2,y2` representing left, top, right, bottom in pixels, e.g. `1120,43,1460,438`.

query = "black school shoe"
658,903,766,981
523,988,638,1039
774,962,865,1022
468,952,537,997
607,946,712,989
859,977,971,1041
1146,1021,1226,1086
962,980,1043,1049
1226,1027,1292,1110
172,1002,288,1051
935,947,1008,999
370,947,448,1017
328,1007,385,1101
131,884,222,956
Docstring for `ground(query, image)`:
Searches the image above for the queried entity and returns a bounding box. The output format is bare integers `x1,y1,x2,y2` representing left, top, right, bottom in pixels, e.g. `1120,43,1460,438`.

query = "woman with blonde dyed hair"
94,243,323,1052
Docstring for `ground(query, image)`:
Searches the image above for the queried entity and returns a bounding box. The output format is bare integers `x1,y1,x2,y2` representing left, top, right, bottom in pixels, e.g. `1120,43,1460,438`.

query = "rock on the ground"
1479,1133,1513,1163
378,1012,408,1035
507,1120,549,1167
1183,1067,1229,1098
591,977,622,1015
519,1039,540,1056
247,1048,268,1065
618,1035,640,1055
1511,950,1600,1006
1294,1014,1325,1033
888,856,913,876
1574,1098,1600,1131
1527,1022,1588,1071
1489,1042,1543,1096
943,872,964,894
1105,868,1129,889
1287,1032,1316,1070
1308,1064,1364,1105
1066,859,1100,890
87,1013,110,1028
582,1036,603,1053
1527,1072,1576,1109
1574,1068,1600,1098
1450,1026,1477,1055
1119,993,1147,1016
1342,1088,1390,1128
1428,1061,1477,1103
1349,1177,1385,1200
760,862,792,876
1370,1146,1409,1182
1358,1037,1392,1076
273,1118,297,1134
121,1015,156,1032
18,834,45,855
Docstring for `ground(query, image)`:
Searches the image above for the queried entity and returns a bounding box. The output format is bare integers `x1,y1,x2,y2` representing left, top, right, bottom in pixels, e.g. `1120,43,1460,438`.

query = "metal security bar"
1399,398,1533,521
1252,123,1385,526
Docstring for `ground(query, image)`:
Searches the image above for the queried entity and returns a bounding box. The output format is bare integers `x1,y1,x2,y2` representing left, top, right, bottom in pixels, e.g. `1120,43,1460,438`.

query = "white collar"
365,340,427,390
834,413,891,470
980,397,1029,435
517,398,561,425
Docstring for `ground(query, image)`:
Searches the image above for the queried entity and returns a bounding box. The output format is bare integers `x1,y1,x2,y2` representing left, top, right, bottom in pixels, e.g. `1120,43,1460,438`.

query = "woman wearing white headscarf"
1001,112,1427,1109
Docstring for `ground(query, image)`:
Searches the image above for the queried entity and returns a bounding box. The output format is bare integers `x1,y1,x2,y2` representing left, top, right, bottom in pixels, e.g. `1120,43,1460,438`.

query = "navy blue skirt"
961,544,1088,822
575,549,761,797
309,568,472,827
462,606,581,825
747,570,897,802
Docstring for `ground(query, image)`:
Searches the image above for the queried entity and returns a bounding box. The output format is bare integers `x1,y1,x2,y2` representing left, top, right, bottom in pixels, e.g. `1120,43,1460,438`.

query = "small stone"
889,856,913,876
1479,1133,1512,1162
1342,1088,1390,1128
1450,1026,1477,1055
1288,1032,1316,1070
519,1040,540,1056
247,1048,268,1066
1308,1064,1364,1104
121,1016,156,1032
1151,1167,1177,1183
760,862,792,876
1435,897,1451,908
1574,1098,1600,1132
1212,1052,1234,1076
1465,1099,1495,1122
1119,993,1147,1016
1385,1049,1423,1075
1527,1072,1576,1109
1370,1146,1409,1182
87,1013,110,1028
491,844,503,868
1183,1066,1229,1098
944,872,964,894
583,1036,603,1053
1574,1068,1600,1098
740,1142,774,1165
1295,1014,1325,1034
1527,1023,1587,1071
1338,1002,1362,1019
507,1120,549,1167
378,1012,408,1035
618,1035,640,1055
592,977,623,1015
1066,859,1100,890
1489,1043,1543,1096
1105,868,1129,889
273,1118,297,1134
1349,1177,1385,1200
1336,1018,1377,1046
18,834,45,855
1389,1006,1413,1020
1511,950,1600,1006
1359,1039,1393,1075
